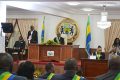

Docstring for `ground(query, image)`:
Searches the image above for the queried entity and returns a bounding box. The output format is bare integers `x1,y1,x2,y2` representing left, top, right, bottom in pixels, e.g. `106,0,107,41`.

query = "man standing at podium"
54,33,64,45
27,25,38,44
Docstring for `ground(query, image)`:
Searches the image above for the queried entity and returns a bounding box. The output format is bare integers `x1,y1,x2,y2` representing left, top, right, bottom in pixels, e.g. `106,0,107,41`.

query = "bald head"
0,53,13,71
109,56,120,70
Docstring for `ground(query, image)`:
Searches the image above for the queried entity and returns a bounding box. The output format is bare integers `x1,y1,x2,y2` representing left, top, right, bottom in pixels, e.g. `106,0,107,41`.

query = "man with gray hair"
0,53,27,80
96,56,120,80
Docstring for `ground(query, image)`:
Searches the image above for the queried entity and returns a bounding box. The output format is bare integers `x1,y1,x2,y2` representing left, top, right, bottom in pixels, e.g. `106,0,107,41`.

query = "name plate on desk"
47,51,54,56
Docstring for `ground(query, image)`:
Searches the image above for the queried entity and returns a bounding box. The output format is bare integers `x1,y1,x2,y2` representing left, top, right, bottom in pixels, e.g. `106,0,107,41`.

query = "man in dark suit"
96,56,120,80
54,33,64,45
13,36,25,60
93,45,105,60
0,53,27,80
39,62,55,80
51,58,86,80
14,36,25,50
27,25,38,44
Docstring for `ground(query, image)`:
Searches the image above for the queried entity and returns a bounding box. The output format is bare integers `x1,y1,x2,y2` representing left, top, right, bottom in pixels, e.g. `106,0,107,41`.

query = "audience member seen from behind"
39,62,55,80
51,58,86,80
96,56,120,80
0,53,27,80
93,45,105,60
16,61,35,80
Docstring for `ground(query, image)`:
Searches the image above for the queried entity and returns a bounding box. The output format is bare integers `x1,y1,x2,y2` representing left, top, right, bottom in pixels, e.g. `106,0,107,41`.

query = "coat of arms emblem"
56,18,79,43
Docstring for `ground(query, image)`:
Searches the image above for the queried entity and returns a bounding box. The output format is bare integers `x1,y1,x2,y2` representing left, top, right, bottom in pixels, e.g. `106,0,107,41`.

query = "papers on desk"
47,51,54,56
89,55,96,59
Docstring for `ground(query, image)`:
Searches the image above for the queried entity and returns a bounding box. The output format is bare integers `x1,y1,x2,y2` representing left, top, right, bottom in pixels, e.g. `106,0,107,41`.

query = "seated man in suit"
93,45,105,60
96,56,120,80
39,62,55,80
13,36,25,59
0,53,27,80
54,33,64,45
51,58,85,80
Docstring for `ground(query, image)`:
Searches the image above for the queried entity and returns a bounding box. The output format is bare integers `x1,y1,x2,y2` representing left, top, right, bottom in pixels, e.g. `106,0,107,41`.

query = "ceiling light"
81,8,94,12
97,5,111,29
97,21,111,29
93,1,118,7
66,2,80,6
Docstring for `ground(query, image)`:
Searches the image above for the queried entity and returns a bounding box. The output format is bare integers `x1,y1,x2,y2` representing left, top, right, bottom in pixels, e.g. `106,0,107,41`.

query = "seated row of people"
16,55,120,80
1,53,120,80
0,53,85,80
39,59,86,80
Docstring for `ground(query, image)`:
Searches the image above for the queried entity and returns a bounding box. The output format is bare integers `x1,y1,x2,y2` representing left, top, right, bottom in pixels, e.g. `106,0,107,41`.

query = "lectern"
28,44,80,61
81,58,108,78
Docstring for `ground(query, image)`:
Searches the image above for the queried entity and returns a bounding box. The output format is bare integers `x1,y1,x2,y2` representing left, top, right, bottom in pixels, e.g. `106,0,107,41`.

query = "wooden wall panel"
28,44,39,61
81,59,108,77
28,45,80,61
39,45,61,61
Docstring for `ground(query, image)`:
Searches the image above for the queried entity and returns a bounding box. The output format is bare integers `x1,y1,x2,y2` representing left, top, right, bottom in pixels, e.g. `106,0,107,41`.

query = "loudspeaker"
1,23,14,33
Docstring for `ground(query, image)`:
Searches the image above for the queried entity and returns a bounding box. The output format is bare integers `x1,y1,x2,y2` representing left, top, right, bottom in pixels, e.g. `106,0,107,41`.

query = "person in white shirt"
27,25,38,44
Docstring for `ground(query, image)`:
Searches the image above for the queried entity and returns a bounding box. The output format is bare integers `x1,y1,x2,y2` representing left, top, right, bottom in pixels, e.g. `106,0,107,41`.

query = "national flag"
41,16,45,43
86,16,91,56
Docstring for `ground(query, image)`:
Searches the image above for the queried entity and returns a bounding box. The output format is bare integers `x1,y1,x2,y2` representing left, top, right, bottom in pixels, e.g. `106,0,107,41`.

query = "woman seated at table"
92,45,105,60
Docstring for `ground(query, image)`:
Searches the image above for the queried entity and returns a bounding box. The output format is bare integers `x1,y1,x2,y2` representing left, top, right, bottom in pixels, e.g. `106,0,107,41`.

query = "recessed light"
81,8,94,12
66,2,80,6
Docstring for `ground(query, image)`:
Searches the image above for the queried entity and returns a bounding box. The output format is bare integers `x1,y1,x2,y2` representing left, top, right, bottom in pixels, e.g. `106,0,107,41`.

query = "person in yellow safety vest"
51,58,86,80
114,73,120,80
0,53,27,80
39,62,55,80
76,68,86,80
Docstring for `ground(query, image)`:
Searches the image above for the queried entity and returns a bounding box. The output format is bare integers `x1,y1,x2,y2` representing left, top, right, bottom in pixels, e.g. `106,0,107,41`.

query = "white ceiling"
6,1,120,17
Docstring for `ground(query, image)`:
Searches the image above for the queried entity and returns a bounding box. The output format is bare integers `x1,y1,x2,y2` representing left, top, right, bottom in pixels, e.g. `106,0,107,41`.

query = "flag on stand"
86,16,91,56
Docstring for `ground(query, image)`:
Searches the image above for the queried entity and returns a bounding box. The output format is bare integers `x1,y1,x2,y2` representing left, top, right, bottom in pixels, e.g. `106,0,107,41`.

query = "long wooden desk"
28,44,80,61
81,58,108,78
